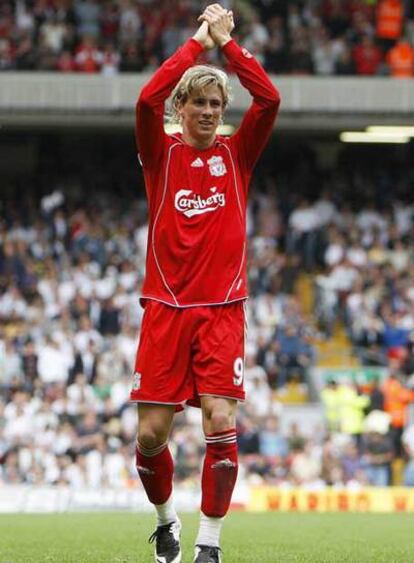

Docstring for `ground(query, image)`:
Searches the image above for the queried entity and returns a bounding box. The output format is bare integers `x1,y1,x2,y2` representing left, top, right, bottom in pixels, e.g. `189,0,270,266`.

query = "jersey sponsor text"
175,188,226,218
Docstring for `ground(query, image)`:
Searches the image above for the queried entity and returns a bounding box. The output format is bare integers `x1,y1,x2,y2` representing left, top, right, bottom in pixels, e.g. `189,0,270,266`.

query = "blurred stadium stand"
1,0,414,77
2,0,414,509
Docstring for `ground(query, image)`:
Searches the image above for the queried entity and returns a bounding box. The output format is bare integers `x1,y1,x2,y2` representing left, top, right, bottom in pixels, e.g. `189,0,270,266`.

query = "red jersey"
136,39,280,307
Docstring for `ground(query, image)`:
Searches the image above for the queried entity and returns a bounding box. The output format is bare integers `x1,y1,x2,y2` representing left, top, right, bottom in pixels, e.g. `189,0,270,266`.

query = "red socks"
136,442,174,505
136,429,238,516
201,429,238,518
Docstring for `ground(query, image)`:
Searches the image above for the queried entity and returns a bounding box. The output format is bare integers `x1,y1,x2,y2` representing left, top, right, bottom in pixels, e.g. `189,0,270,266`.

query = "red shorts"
130,300,246,408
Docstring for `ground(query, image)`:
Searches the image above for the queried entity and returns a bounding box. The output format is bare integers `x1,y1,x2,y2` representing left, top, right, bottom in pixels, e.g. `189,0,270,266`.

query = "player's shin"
197,429,238,547
136,441,178,525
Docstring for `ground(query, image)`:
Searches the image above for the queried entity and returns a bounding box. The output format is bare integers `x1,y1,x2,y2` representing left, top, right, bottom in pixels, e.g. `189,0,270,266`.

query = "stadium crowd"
1,0,414,76
0,175,319,489
2,144,414,489
312,170,414,378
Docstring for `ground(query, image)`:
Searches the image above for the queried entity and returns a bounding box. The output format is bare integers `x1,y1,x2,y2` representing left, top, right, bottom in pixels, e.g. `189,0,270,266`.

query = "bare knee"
202,397,237,434
209,411,233,433
137,404,175,449
137,426,168,450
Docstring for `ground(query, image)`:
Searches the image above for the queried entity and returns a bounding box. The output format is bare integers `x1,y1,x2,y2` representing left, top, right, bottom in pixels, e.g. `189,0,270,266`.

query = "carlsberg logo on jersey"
175,188,226,218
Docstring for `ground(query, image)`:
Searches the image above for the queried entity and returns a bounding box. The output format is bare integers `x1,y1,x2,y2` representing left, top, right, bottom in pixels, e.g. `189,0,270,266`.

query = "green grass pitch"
1,512,413,562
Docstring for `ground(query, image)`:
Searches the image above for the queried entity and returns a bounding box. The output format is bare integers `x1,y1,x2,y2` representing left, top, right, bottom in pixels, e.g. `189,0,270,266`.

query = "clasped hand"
193,3,235,49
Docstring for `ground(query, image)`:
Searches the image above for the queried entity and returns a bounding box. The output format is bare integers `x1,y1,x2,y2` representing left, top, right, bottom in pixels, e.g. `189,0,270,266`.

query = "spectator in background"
335,45,356,74
324,229,346,268
101,43,121,76
402,422,414,486
75,35,103,72
312,26,340,75
56,49,76,72
101,1,120,43
386,37,414,77
0,38,14,70
289,441,322,486
368,376,385,412
341,441,365,484
75,0,101,38
243,11,269,54
337,382,370,448
263,16,288,74
361,430,393,486
259,416,288,459
237,415,260,455
382,371,414,456
289,32,314,74
287,199,319,270
118,0,142,46
376,0,404,51
76,411,102,455
1,339,23,390
321,379,341,433
275,324,314,385
39,14,68,56
244,353,273,417
74,315,103,353
37,336,69,385
67,373,99,417
353,35,383,75
70,340,98,385
99,297,121,336
119,42,145,72
21,339,38,390
382,311,410,353
160,16,182,59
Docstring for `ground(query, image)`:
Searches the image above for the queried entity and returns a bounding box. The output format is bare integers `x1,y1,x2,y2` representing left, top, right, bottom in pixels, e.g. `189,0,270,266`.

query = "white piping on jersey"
219,142,245,303
243,300,249,338
225,241,246,303
140,295,248,308
220,143,243,219
170,134,184,144
151,142,181,307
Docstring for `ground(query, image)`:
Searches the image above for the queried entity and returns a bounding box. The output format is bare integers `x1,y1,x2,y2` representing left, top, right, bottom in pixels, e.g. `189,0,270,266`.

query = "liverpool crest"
207,156,227,177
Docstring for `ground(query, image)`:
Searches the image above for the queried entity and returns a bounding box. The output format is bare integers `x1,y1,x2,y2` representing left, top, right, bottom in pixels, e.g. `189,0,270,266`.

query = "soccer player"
132,4,280,562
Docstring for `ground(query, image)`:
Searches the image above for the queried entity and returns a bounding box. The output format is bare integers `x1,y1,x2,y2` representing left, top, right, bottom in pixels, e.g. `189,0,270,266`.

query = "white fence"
0,485,201,513
1,74,414,129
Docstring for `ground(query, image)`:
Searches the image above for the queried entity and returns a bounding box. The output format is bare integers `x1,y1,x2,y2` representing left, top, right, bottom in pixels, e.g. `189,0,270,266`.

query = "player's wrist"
217,35,232,48
192,35,206,49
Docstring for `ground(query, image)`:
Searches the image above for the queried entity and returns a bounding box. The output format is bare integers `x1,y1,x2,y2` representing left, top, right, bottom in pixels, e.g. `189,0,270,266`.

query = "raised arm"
224,40,280,172
200,4,281,173
135,22,213,170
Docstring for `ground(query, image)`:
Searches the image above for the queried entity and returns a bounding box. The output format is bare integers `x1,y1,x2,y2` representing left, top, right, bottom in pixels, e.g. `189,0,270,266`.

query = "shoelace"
148,523,178,545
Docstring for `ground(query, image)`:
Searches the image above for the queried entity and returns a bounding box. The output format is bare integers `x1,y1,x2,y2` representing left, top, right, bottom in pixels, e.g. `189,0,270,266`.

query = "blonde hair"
169,65,231,124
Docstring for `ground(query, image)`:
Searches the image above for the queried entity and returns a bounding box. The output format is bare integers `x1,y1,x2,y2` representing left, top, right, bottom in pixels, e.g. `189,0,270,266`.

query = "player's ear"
173,99,183,122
